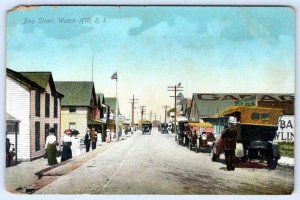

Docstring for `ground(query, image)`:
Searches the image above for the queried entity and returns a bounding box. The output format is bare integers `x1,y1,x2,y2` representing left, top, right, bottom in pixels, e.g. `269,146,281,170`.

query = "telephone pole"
168,83,183,134
162,105,170,124
140,106,146,125
129,95,139,128
150,110,152,122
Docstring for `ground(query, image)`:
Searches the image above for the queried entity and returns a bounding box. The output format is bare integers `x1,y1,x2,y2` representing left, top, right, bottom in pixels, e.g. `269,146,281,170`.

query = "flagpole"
115,70,119,141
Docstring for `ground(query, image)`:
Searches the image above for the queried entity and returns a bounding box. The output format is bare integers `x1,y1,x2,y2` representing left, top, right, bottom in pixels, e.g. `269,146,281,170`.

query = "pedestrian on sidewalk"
61,129,72,162
70,130,81,157
97,129,102,146
106,129,111,143
90,128,97,150
84,128,91,152
45,128,58,166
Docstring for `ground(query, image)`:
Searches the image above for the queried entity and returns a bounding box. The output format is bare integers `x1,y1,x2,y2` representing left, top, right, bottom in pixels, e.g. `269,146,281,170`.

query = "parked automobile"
212,106,283,169
160,123,169,134
186,122,215,152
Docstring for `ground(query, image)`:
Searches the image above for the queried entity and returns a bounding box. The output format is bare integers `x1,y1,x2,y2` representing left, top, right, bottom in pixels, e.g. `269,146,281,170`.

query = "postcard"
5,5,295,195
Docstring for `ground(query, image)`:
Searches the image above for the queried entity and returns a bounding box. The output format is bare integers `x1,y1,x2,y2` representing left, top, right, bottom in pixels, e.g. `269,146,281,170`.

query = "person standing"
70,131,81,157
106,129,111,143
61,129,72,162
221,118,238,171
97,129,102,146
90,128,97,150
45,128,58,165
84,128,91,152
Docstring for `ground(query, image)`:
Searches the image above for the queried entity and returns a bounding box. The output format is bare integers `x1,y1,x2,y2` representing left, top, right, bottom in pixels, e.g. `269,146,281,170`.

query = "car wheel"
267,157,278,170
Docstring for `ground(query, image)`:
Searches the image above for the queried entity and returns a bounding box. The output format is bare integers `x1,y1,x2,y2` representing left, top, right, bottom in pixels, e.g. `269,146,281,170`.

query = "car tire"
267,157,278,170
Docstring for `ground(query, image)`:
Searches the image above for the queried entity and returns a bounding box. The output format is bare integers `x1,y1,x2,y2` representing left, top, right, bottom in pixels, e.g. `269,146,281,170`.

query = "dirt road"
35,128,294,194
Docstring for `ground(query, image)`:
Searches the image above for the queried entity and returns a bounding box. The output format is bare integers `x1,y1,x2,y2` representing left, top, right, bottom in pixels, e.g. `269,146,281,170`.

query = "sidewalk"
5,136,125,194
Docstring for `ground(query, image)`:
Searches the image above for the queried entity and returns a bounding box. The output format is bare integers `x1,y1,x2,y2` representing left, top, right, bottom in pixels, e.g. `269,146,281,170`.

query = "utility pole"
150,110,152,122
162,105,170,124
140,106,146,125
168,83,183,134
129,95,138,128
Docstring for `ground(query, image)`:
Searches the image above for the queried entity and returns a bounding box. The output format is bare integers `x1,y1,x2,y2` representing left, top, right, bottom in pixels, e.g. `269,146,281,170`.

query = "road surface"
35,128,294,194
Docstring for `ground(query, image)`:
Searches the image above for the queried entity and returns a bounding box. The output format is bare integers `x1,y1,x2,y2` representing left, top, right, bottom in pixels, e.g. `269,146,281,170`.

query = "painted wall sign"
197,94,294,102
275,115,294,141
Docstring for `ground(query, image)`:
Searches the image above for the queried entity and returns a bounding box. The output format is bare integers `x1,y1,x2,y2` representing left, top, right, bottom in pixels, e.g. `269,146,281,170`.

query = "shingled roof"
7,68,63,97
55,81,95,106
105,97,120,114
97,93,105,106
7,68,44,91
20,72,52,89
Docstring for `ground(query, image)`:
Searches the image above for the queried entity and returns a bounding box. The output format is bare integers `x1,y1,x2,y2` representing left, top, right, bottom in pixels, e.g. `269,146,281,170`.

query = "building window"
69,122,76,129
54,97,58,118
54,123,58,138
35,121,40,151
35,90,40,117
45,123,50,142
69,107,76,113
45,93,50,118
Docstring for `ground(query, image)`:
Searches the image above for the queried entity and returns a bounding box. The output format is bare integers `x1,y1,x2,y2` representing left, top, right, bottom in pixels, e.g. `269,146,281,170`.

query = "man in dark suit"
221,117,238,171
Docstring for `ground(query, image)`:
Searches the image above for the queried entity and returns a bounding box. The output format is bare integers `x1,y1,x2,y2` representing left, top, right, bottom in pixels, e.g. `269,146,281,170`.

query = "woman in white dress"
70,131,81,157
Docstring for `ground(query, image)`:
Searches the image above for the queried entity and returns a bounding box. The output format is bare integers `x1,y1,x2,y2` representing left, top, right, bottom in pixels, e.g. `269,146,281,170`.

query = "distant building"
55,81,98,136
96,93,109,121
189,93,294,121
104,97,120,120
6,68,63,161
189,93,295,138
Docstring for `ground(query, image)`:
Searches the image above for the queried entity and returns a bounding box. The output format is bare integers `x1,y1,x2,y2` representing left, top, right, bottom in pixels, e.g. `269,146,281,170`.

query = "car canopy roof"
219,106,283,126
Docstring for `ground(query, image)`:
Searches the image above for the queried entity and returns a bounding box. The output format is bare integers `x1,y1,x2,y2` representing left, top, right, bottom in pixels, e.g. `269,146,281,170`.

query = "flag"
111,72,117,80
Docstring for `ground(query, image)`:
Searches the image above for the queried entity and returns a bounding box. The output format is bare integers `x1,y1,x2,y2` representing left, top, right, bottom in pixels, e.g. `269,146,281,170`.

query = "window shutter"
54,97,58,118
35,90,40,117
45,93,50,117
35,121,40,151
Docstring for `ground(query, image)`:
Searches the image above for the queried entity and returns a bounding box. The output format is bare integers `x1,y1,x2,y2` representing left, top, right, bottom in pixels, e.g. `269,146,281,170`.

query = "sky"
6,6,295,120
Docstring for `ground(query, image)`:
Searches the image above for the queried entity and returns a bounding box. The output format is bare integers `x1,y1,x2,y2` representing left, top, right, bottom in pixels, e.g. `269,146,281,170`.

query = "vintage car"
160,123,169,134
142,121,152,135
186,122,215,152
212,106,283,169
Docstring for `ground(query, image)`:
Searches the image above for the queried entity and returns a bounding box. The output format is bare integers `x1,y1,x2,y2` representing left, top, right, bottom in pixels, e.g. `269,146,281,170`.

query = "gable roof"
20,72,51,89
96,93,105,106
105,97,117,111
7,68,44,91
105,97,120,114
7,68,63,98
55,81,95,106
20,71,63,98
